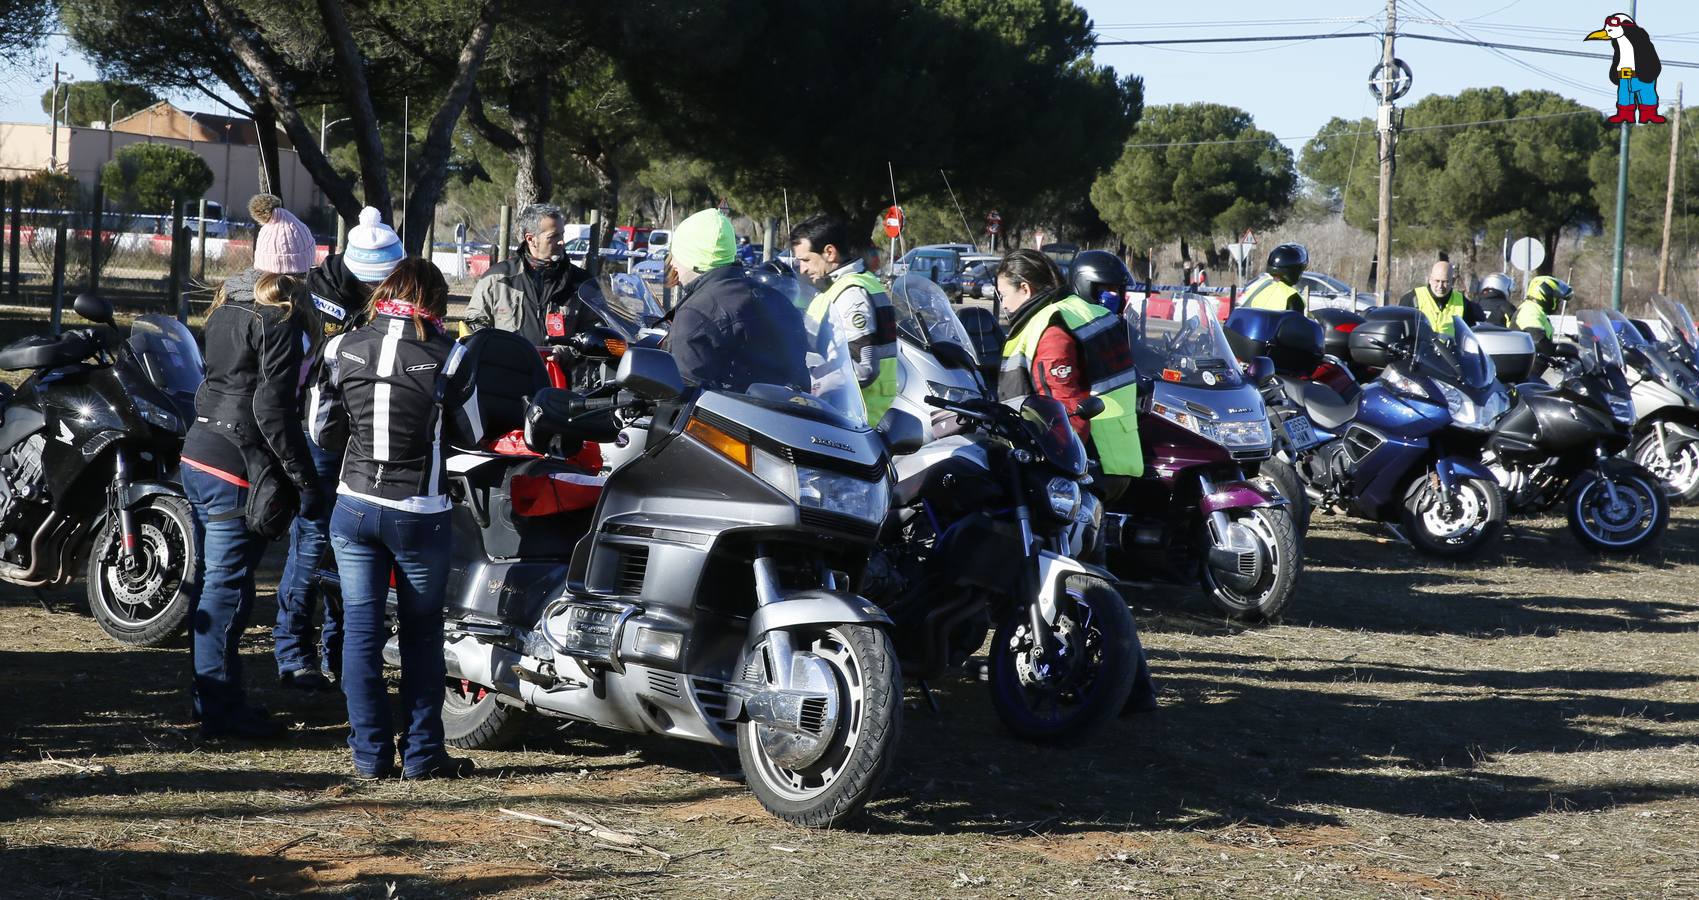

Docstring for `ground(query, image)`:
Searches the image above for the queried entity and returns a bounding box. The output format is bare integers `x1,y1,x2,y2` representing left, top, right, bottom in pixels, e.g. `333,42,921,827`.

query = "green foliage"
1091,103,1294,249
1590,116,1699,251
39,81,160,126
12,170,86,210
1300,88,1606,266
0,0,52,58
101,144,215,214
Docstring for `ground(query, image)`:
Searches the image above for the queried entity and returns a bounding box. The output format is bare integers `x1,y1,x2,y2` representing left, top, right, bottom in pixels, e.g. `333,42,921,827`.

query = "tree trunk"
314,0,392,221
251,101,282,197
401,0,502,255
196,0,362,222
466,77,553,210
1540,225,1560,275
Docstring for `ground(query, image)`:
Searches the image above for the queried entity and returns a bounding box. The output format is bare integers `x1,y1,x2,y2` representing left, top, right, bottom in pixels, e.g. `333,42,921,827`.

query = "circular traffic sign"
1509,237,1546,273
986,210,1002,235
883,205,904,239
1368,58,1413,102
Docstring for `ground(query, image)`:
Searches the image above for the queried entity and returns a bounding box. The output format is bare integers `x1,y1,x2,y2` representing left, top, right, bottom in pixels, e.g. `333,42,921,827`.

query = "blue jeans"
1619,76,1658,107
273,440,343,676
329,495,452,775
183,465,270,726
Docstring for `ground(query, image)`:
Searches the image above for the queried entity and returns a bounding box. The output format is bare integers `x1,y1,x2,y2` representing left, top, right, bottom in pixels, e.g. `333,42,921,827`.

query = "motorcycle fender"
1435,457,1494,493
122,479,184,509
1035,551,1115,624
1565,457,1651,499
1666,421,1699,443
1199,478,1283,513
747,590,892,640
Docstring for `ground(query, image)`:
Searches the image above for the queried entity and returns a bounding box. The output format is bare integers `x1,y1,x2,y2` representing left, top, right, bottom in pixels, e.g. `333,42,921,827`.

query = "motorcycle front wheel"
87,494,195,647
1201,506,1301,622
1568,464,1668,555
738,624,902,828
1400,473,1505,559
988,575,1137,743
1632,431,1699,504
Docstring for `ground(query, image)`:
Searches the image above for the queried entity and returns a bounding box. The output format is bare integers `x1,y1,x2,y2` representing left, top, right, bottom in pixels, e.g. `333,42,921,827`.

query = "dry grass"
4,510,1699,898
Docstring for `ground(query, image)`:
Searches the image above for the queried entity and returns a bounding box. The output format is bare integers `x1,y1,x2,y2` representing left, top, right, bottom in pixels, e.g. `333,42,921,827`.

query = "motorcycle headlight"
1151,402,1271,450
752,447,890,525
1382,367,1432,402
926,381,980,404
131,393,183,433
1045,476,1081,521
1608,393,1634,424
1436,381,1504,431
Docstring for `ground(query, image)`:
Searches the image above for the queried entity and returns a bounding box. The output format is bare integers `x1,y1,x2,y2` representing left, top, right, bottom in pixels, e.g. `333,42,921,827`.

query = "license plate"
1284,415,1320,451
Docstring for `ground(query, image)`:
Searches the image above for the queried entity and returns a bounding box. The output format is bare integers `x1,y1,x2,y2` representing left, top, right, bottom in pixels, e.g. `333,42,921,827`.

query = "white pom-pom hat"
344,207,405,283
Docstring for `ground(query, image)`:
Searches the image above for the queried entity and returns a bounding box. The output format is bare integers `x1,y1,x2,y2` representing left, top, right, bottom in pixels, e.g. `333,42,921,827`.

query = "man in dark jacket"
464,203,593,344
664,208,808,393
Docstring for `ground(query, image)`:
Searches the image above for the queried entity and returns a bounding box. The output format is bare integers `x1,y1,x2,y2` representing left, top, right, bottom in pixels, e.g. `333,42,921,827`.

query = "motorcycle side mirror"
615,347,683,401
74,293,114,325
570,326,629,359
1246,356,1277,384
876,408,926,456
1073,396,1106,420
1550,342,1580,360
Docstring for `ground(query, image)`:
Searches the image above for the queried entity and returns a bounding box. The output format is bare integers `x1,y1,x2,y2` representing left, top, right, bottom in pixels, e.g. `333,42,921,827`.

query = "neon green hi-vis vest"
999,293,1144,477
1515,299,1553,339
805,270,899,424
1413,286,1469,337
1241,274,1306,313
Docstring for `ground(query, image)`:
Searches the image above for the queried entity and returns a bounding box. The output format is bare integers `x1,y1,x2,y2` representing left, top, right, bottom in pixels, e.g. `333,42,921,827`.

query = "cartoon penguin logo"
1586,13,1665,124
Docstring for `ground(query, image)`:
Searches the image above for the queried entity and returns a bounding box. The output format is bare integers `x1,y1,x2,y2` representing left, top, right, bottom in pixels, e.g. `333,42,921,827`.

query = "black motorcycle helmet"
1266,243,1309,285
1069,249,1133,306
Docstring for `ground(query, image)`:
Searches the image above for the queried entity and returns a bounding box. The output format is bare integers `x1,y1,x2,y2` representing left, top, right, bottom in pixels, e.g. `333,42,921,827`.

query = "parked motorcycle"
1103,295,1301,622
1292,308,1510,558
1624,301,1699,502
0,295,200,646
1476,312,1666,554
414,279,906,827
862,276,1142,741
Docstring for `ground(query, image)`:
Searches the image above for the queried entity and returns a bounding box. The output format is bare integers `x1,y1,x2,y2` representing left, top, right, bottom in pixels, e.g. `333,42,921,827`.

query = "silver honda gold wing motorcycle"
432,283,905,827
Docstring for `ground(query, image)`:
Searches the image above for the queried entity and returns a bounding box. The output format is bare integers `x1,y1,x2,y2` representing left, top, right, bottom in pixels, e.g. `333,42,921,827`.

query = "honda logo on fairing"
810,435,853,452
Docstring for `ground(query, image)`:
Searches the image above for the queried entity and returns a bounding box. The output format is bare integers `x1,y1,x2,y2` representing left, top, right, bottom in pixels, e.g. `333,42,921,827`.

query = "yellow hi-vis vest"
1242,274,1306,312
1000,294,1144,477
806,271,899,424
1413,286,1468,336
1515,299,1553,339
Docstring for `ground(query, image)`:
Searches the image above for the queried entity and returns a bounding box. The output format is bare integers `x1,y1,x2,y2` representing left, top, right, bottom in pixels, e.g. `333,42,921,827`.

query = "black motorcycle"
1478,312,1667,554
0,295,201,645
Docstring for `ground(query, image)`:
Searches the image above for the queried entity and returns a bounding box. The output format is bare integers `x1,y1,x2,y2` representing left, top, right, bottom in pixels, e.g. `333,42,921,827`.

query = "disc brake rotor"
1421,484,1483,540
107,522,172,607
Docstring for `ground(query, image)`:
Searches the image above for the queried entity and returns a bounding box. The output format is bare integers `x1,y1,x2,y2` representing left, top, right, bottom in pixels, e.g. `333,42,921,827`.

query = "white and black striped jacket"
309,314,476,506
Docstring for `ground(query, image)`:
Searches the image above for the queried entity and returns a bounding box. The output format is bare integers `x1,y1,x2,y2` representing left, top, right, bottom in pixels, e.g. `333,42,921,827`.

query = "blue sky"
6,1,1699,145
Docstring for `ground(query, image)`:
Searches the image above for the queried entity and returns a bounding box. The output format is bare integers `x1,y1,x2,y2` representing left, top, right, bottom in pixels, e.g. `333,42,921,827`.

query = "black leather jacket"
191,299,316,489
665,265,809,392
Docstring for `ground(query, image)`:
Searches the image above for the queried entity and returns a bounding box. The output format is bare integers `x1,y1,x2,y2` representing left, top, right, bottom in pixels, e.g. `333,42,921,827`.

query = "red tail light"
1336,322,1359,333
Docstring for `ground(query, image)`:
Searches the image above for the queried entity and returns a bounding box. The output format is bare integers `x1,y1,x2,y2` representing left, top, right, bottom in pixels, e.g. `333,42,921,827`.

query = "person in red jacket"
995,249,1097,439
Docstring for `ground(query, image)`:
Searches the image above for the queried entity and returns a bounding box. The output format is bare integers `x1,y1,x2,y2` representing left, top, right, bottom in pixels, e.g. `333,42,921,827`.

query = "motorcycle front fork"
109,449,138,568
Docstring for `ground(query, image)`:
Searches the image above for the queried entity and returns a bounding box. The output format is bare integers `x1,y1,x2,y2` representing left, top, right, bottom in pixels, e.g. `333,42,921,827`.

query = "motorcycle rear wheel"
1201,506,1300,622
988,575,1137,742
1400,473,1505,560
739,624,901,827
1568,464,1668,555
1632,431,1699,504
87,494,195,647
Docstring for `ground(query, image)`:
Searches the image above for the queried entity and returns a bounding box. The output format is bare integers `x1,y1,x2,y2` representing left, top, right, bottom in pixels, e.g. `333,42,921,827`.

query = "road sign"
1239,229,1256,246
1509,237,1546,273
986,210,1002,234
1369,58,1413,102
1227,242,1256,264
883,206,905,239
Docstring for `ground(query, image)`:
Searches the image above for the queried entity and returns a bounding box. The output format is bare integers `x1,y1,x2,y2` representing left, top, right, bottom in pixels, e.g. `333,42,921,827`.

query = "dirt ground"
4,507,1699,899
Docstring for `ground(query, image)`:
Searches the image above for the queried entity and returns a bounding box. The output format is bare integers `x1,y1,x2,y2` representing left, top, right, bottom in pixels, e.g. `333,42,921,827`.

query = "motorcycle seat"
1302,381,1361,430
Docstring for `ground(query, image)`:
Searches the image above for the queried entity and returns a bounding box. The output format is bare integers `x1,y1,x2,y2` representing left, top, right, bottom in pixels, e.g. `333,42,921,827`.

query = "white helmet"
1478,272,1515,299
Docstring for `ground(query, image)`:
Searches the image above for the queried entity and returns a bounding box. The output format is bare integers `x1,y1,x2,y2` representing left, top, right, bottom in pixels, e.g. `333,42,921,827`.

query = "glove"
295,476,328,521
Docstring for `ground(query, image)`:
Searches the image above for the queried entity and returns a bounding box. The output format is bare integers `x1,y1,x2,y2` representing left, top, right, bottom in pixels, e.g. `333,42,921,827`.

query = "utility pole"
1658,82,1683,295
1374,0,1398,305
1611,0,1638,311
47,64,60,171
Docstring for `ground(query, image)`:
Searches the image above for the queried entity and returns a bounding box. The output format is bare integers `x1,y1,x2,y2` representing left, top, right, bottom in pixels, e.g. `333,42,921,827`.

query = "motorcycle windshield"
1653,295,1699,352
721,288,870,430
1451,317,1498,389
577,273,665,340
1605,309,1649,348
1137,294,1242,388
1576,309,1626,375
1019,394,1087,477
889,274,977,362
128,314,204,399
751,263,820,316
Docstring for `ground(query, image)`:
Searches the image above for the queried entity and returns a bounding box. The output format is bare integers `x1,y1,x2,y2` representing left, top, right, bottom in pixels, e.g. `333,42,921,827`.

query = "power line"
1401,0,1608,97
1092,30,1699,70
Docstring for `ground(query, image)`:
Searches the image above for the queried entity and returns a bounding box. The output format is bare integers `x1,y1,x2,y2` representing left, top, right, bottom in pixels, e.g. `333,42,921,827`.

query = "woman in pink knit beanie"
254,208,317,276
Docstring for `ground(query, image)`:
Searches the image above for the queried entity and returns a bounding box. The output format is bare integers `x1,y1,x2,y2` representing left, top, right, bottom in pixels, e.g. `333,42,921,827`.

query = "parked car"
1298,271,1376,312
1041,242,1079,278
959,261,999,301
895,246,964,298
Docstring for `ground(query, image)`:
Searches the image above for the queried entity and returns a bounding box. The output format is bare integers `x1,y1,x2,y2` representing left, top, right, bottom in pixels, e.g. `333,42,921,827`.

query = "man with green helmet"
664,208,808,392
1518,275,1570,378
788,215,900,424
